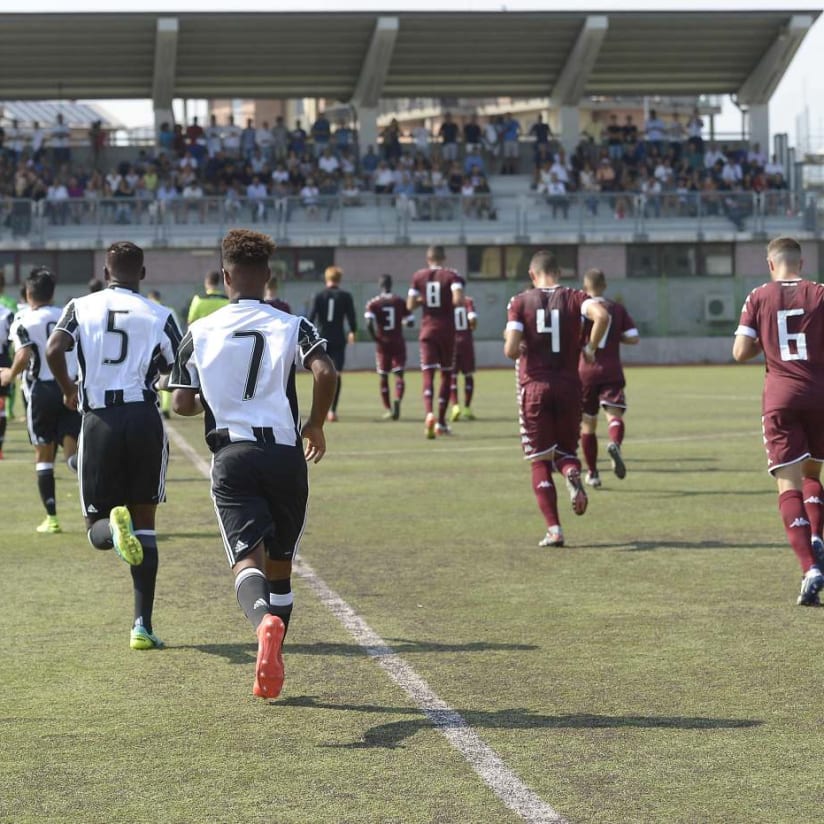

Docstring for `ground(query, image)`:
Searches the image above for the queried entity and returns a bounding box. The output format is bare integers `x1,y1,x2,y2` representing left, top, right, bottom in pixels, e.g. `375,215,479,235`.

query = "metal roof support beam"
737,14,813,105
351,16,399,109
551,15,608,106
152,17,179,130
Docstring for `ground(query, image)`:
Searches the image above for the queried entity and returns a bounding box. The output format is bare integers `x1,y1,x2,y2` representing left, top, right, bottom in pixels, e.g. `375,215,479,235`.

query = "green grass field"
2,365,822,824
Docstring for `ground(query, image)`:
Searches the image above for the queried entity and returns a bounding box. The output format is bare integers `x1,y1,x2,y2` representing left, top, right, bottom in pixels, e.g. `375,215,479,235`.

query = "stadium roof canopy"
0,10,818,105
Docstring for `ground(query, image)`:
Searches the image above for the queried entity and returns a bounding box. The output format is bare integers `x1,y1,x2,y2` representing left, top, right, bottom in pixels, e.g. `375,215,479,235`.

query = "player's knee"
264,532,294,562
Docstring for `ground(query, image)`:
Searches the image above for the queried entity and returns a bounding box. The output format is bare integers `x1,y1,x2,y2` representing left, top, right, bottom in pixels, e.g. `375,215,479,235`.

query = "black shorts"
326,344,346,372
211,441,308,567
0,351,10,398
78,402,168,518
26,380,81,445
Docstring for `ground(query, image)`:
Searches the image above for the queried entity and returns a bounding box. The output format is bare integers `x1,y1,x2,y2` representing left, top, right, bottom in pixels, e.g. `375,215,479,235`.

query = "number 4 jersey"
736,278,824,410
169,300,326,452
55,286,182,411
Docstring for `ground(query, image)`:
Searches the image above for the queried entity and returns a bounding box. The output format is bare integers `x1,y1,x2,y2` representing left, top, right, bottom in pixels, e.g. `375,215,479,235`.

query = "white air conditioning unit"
703,293,736,323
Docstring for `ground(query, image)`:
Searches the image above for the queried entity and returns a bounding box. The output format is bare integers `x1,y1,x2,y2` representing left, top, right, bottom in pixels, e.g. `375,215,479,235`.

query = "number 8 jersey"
736,279,824,409
54,285,182,411
169,299,326,452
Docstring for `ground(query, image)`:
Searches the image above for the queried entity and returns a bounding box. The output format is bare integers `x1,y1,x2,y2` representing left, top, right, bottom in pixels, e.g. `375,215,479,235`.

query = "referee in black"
308,265,356,421
170,228,336,700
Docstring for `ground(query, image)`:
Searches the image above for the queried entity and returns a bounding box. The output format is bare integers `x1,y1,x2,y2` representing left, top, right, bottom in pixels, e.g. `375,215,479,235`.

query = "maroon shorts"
581,380,627,417
419,334,455,371
375,340,406,374
454,335,476,375
762,406,824,474
518,379,581,461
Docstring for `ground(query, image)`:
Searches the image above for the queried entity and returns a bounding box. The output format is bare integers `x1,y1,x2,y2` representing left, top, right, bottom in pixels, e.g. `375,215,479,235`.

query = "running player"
364,274,413,420
449,293,478,422
170,229,336,699
187,269,229,325
504,250,609,547
733,236,824,605
578,268,640,487
0,267,81,533
0,297,12,458
407,245,464,438
46,241,182,649
309,266,356,422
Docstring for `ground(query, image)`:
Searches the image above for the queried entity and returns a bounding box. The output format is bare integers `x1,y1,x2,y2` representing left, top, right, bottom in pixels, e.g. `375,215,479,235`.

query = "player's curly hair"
221,229,276,268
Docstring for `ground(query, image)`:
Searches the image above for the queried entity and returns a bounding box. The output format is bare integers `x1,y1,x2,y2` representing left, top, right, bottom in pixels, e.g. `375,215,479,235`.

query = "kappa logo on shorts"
86,504,98,514
234,539,249,553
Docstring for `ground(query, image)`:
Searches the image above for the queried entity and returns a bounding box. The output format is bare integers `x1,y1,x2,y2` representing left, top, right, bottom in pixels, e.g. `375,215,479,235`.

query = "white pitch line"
166,423,568,824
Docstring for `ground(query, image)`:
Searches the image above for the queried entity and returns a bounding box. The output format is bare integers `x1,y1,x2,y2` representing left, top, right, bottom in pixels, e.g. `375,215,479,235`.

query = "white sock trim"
234,567,266,593
35,462,54,471
134,530,157,536
270,592,294,607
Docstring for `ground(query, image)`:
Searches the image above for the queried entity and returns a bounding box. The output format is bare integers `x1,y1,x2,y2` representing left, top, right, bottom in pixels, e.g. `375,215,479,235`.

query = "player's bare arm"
582,300,610,363
45,328,78,409
171,387,204,416
407,292,423,312
620,331,640,345
732,333,762,362
452,284,465,307
302,350,337,463
0,344,29,386
503,327,524,361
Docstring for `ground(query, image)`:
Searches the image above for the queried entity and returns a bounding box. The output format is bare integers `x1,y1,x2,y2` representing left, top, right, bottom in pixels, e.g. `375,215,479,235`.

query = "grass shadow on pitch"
595,539,785,552
177,638,538,666
277,696,762,749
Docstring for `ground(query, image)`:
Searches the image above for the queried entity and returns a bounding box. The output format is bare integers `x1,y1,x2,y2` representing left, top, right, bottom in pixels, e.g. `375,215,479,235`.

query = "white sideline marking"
166,424,568,824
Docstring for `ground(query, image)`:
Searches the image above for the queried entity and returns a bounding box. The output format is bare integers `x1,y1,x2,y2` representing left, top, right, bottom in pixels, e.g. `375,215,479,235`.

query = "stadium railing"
0,191,815,247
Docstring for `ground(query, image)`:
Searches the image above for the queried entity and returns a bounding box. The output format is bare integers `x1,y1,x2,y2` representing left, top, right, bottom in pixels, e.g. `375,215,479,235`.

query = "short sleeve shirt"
409,267,464,338
579,297,638,386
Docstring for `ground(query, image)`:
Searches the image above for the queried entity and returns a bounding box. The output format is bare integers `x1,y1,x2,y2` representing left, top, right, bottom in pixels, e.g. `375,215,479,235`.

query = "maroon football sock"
395,375,405,402
802,478,824,539
437,370,452,425
422,369,434,415
608,418,625,445
581,433,598,474
778,489,816,572
464,375,474,408
555,455,581,478
379,375,390,409
531,461,559,528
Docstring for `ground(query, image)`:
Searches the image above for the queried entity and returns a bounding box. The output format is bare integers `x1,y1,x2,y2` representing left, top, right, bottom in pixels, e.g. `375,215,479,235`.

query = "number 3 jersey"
506,286,594,386
169,300,326,452
736,278,824,410
55,285,182,411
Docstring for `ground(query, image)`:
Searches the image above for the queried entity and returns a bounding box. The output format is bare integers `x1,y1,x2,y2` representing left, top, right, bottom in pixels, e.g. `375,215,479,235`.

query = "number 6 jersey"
169,300,326,452
54,285,182,411
736,278,824,409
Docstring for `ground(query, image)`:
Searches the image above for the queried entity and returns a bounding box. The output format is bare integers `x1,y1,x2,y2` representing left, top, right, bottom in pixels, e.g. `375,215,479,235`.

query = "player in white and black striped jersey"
0,267,81,534
46,241,182,651
0,299,13,458
170,228,337,699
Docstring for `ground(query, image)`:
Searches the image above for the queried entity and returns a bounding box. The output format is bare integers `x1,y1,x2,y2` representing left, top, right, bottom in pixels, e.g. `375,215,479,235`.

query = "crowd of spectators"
0,106,793,234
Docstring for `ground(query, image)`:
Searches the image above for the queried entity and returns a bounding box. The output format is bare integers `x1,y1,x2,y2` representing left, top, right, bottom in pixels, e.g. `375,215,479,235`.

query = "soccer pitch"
2,365,821,824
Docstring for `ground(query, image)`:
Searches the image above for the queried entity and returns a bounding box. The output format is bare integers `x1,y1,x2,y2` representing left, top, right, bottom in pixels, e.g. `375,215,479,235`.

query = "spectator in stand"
334,120,354,155
271,116,289,163
50,114,71,166
483,116,501,174
341,174,362,207
205,114,222,158
501,113,521,174
721,155,743,186
644,109,666,155
395,171,417,221
318,147,340,177
464,115,482,155
46,178,69,225
579,161,600,215
186,117,205,163
546,174,569,219
300,177,320,218
550,149,571,186
412,122,430,156
668,112,687,160
29,121,45,162
6,119,23,164
223,116,242,159
311,111,331,156
529,114,551,157
439,113,459,163
374,162,395,195
604,114,624,162
89,120,106,169
765,154,785,180
240,118,257,161
289,120,307,156
250,120,272,164
381,118,402,164
182,177,205,223
686,107,704,151
748,142,767,171
246,175,268,222
463,145,485,176
534,143,553,174
622,114,638,147
703,142,725,170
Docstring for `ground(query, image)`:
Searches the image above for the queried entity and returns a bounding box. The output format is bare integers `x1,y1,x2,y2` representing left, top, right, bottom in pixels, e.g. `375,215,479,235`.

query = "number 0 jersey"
10,305,78,390
54,285,182,411
736,278,824,410
169,300,326,452
507,286,594,385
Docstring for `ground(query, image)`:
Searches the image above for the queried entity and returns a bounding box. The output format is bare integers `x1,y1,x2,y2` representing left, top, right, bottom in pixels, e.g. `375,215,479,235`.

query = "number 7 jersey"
169,300,326,452
55,286,181,411
736,278,824,409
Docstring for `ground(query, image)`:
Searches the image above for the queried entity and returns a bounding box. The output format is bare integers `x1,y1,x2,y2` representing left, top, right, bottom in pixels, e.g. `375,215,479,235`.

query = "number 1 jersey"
736,278,824,410
55,286,181,411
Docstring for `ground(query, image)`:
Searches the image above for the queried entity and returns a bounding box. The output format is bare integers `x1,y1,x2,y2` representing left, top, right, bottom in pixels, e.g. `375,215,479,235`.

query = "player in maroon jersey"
578,269,640,487
264,277,291,314
504,250,609,547
365,274,414,420
449,295,478,422
733,236,824,605
407,245,464,438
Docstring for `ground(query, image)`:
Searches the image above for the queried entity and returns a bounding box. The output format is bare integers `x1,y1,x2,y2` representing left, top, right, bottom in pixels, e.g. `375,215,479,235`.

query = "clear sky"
4,0,823,149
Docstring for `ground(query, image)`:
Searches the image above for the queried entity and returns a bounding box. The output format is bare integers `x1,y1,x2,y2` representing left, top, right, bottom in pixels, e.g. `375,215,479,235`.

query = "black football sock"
88,518,114,549
235,568,271,630
0,406,6,449
36,462,57,516
268,577,294,636
131,532,159,634
331,375,342,413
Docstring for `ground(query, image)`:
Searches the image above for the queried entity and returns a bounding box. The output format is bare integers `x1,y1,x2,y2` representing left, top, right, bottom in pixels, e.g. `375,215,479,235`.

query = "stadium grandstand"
0,9,820,365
